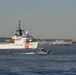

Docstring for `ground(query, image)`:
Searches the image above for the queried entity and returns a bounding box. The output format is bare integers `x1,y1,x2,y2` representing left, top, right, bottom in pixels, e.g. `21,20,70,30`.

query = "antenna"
12,25,13,36
23,24,25,35
30,25,32,36
19,20,21,30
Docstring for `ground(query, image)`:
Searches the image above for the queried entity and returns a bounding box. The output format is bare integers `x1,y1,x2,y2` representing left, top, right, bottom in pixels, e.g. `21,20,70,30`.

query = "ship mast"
17,20,24,36
19,20,21,31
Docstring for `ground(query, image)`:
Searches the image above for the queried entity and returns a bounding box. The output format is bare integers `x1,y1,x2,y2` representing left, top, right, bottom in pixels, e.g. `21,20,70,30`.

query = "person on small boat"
38,48,50,54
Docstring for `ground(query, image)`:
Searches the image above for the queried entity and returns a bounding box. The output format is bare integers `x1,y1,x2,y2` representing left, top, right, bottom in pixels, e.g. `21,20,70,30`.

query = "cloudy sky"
0,0,76,39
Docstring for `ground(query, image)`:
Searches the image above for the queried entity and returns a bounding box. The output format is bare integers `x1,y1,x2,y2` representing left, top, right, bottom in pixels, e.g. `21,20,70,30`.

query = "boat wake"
17,52,36,55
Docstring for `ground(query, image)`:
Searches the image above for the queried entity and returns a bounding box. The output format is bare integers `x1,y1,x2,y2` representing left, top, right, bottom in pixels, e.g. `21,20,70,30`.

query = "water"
0,45,76,75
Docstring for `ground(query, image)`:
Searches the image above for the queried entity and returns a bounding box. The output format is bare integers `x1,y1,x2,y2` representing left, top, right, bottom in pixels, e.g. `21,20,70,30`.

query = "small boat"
37,48,50,54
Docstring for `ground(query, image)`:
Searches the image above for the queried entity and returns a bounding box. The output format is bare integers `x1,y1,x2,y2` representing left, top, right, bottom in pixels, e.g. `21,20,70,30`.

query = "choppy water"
0,45,76,75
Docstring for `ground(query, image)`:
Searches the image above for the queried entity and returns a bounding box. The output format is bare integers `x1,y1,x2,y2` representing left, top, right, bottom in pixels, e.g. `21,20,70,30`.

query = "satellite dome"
26,31,29,36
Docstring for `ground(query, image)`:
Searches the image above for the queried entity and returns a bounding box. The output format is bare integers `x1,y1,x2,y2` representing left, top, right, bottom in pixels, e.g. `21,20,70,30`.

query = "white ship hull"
0,42,38,49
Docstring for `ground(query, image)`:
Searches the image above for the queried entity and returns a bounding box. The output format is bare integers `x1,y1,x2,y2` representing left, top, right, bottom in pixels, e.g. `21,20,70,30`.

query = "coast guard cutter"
0,20,38,49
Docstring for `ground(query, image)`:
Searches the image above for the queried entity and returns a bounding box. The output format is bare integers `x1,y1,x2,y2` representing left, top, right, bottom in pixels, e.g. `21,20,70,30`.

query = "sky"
0,0,76,39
